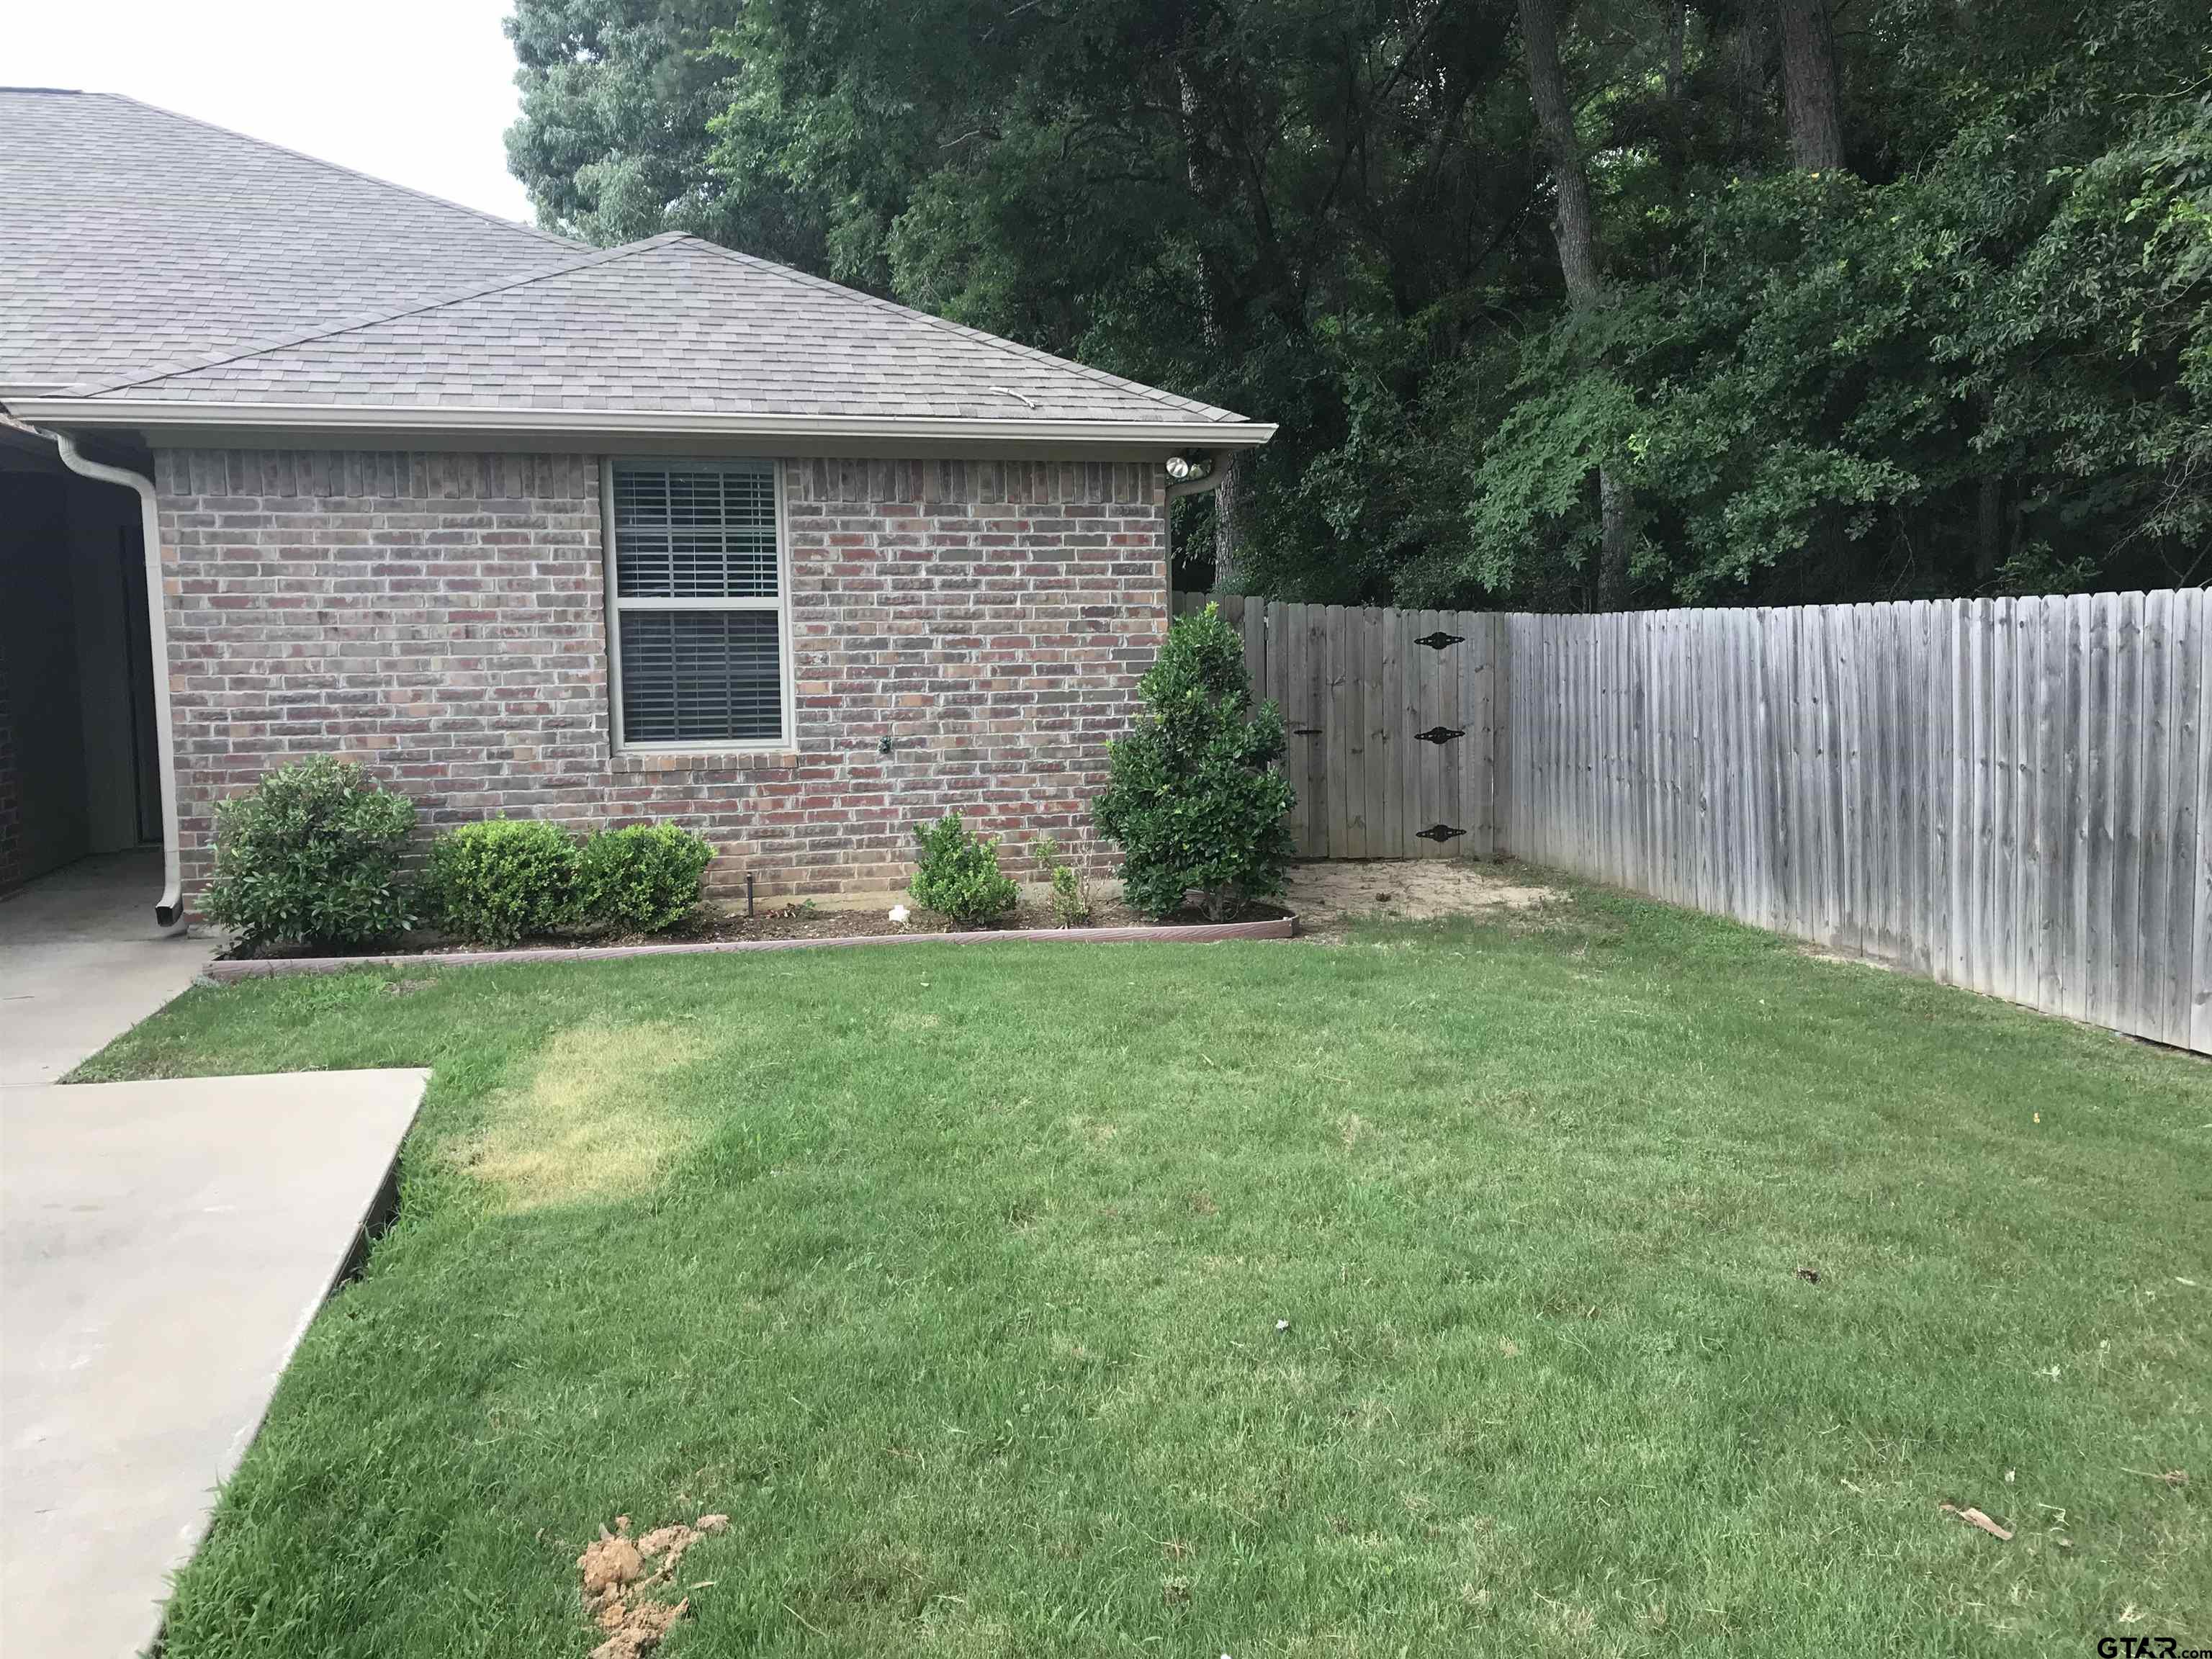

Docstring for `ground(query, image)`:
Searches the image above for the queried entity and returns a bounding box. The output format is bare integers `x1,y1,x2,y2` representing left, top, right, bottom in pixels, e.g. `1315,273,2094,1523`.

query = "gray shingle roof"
3,89,1267,441
60,235,1252,426
0,89,583,395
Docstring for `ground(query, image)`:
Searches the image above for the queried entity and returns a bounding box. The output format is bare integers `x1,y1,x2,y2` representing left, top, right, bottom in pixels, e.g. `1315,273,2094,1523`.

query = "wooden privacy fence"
1176,588,2211,1054
1499,591,2209,1053
1172,592,1499,858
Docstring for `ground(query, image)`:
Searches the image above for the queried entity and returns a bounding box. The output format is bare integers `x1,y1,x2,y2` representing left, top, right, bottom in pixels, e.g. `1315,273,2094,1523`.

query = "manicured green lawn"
81,878,2208,1657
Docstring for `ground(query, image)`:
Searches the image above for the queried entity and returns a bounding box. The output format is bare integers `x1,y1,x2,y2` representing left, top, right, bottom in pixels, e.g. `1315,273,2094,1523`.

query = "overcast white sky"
10,0,537,222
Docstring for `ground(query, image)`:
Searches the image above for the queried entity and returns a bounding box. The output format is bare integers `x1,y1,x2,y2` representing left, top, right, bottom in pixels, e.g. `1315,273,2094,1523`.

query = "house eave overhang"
5,398,1277,459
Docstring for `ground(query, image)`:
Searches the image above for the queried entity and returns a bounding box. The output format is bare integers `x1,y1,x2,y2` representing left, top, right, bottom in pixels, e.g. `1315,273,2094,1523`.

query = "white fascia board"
7,398,1277,455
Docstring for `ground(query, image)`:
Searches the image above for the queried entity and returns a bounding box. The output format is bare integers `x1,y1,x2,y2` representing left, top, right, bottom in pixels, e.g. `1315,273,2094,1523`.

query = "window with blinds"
607,460,788,747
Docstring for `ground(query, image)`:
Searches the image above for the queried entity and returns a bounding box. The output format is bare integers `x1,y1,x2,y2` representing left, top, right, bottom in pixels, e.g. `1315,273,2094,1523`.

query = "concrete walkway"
0,850,214,1086
1,855,428,1658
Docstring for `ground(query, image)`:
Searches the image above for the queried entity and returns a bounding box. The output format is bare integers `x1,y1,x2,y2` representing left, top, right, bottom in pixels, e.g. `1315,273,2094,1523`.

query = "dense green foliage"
424,819,584,946
508,0,2210,608
201,757,416,951
1094,603,1296,919
909,811,1020,925
1439,14,2212,607
577,823,716,934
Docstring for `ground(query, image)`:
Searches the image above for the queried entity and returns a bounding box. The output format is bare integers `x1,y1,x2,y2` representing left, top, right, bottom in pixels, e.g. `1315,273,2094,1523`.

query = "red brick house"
0,90,1272,924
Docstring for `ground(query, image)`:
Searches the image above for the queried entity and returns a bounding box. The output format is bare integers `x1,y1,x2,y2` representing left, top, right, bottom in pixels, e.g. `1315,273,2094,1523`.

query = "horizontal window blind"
613,464,778,599
619,611,783,744
608,460,787,747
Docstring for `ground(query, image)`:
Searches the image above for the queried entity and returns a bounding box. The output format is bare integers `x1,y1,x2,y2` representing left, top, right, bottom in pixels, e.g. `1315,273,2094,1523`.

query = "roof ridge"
85,92,587,257
670,237,1241,425
65,235,687,398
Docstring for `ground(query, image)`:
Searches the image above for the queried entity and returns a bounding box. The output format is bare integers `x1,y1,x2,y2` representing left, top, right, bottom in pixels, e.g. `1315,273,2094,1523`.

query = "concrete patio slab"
4,853,431,1655
1,1066,431,1659
0,850,216,1085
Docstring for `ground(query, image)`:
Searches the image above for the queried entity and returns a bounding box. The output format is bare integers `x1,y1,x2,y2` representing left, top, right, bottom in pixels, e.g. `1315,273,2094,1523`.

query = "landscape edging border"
202,914,1299,981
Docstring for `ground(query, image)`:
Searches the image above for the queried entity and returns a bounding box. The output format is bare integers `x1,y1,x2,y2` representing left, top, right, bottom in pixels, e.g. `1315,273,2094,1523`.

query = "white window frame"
601,454,796,754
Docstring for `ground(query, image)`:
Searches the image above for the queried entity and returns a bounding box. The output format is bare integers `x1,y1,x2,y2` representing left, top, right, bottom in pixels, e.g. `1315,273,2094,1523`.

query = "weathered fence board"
1491,591,2208,1054
1173,586,2208,1052
1174,594,1498,858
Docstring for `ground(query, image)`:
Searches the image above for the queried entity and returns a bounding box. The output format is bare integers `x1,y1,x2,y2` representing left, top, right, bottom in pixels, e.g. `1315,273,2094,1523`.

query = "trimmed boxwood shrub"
578,824,715,934
908,811,1019,926
201,756,416,951
1094,601,1297,920
423,818,582,946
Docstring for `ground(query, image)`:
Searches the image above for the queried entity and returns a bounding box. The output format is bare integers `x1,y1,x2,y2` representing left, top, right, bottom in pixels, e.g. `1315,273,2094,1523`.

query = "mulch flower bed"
205,897,1298,981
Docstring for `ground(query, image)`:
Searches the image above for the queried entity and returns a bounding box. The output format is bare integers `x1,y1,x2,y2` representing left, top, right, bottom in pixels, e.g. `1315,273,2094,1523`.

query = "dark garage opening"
0,448,161,896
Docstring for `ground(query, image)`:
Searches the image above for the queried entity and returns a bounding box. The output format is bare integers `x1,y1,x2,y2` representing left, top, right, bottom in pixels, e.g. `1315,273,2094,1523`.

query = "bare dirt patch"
577,1513,729,1659
459,1023,703,1210
1802,945,1899,974
1284,860,1560,940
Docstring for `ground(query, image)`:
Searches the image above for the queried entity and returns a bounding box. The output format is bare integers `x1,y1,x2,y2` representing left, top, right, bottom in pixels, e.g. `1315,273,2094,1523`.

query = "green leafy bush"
578,823,715,934
1049,864,1092,927
1094,603,1297,920
201,756,418,951
1030,834,1094,927
908,811,1018,926
423,818,582,946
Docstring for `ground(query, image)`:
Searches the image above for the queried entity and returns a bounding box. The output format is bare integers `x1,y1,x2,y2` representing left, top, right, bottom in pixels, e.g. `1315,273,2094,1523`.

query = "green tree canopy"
508,0,2211,608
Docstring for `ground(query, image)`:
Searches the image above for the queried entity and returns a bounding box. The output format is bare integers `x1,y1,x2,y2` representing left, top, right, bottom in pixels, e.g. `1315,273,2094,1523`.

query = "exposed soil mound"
576,1513,730,1659
1285,860,1560,939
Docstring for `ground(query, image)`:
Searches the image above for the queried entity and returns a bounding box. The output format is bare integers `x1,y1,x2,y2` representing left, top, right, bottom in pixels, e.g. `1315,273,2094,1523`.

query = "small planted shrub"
1050,863,1093,927
423,818,582,946
1094,601,1298,920
578,823,715,935
202,755,417,951
908,811,1018,927
1030,833,1094,927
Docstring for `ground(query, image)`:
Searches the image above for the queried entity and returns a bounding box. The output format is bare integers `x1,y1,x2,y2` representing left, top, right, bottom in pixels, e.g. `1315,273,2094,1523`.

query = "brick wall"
153,450,1169,907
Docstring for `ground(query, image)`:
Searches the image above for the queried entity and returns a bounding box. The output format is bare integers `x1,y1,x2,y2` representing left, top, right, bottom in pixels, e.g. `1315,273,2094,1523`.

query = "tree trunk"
1521,0,1632,605
1773,0,1845,171
1976,472,2005,585
1665,0,1686,105
1598,469,1632,608
1175,60,1246,592
1213,451,1249,593
1175,63,1222,343
1730,4,1768,160
1520,0,1604,311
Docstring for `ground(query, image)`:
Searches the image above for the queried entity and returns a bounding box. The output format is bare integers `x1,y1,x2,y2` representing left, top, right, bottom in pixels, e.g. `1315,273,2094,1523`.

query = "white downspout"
37,430,186,932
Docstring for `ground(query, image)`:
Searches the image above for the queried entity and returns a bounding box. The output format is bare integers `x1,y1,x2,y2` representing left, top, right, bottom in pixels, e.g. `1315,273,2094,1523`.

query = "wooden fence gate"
1172,593,1498,858
1170,585,2208,1056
